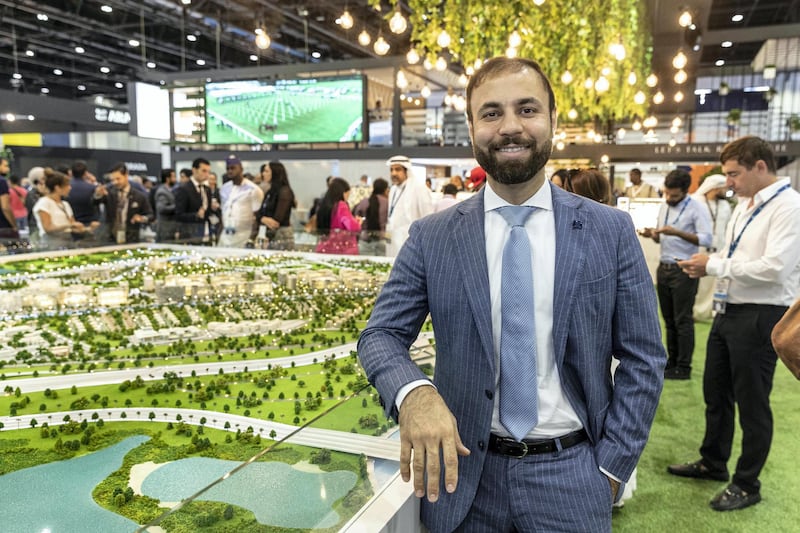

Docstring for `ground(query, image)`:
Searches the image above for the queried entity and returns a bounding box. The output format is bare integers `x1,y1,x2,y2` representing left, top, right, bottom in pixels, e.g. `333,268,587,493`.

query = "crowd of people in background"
0,150,787,271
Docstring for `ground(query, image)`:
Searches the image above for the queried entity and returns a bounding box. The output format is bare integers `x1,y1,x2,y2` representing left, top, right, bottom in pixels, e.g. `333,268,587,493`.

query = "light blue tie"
497,206,538,441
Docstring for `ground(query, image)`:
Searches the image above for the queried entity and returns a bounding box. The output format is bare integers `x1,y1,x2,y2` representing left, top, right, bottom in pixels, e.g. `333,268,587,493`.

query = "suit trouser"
657,263,699,370
700,303,786,494
453,441,611,533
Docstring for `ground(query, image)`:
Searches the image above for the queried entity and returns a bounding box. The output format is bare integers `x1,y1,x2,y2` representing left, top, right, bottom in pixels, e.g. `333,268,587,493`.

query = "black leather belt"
659,262,681,269
488,429,588,458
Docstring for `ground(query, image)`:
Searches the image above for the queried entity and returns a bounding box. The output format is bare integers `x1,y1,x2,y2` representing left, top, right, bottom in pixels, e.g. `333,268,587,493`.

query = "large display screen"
205,74,365,145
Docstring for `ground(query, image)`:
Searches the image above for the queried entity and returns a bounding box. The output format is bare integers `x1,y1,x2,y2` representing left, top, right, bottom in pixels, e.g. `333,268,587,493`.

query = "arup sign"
94,107,131,125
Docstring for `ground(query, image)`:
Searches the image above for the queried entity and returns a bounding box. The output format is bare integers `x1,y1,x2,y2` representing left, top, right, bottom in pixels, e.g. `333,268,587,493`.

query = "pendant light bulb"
339,10,354,29
389,10,407,34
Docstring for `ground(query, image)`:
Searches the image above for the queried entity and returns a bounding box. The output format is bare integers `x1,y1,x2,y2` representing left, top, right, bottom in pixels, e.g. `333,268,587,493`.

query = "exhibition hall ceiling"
0,0,798,105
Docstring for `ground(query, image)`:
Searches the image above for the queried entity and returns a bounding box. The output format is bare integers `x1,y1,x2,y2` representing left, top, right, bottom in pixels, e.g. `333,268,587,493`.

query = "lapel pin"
572,220,583,229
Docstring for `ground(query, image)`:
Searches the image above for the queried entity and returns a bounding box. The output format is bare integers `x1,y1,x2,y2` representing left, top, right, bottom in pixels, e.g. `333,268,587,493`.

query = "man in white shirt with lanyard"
217,155,263,248
672,136,800,511
385,155,433,257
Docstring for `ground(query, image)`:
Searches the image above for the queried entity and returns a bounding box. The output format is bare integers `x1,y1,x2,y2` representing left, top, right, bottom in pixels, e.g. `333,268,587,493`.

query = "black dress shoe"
710,483,761,511
667,460,729,481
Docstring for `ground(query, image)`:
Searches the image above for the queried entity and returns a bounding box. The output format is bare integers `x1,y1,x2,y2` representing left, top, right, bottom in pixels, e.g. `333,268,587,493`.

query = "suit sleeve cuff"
395,379,436,412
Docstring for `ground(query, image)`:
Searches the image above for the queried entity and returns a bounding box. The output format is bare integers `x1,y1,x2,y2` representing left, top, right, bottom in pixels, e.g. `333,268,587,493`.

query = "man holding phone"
641,169,712,379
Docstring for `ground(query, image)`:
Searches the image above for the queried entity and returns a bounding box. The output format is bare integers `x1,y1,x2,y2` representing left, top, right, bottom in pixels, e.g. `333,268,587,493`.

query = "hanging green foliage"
373,0,652,123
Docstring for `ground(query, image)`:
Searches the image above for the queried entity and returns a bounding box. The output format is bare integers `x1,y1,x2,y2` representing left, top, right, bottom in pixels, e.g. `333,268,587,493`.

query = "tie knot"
497,205,534,227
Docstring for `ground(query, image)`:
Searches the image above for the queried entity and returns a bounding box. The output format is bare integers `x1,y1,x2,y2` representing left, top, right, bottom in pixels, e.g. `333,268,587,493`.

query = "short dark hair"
179,168,192,178
161,168,175,182
664,169,692,192
466,57,556,124
192,157,210,169
71,160,89,179
108,162,128,174
630,168,642,178
720,136,777,174
442,183,458,196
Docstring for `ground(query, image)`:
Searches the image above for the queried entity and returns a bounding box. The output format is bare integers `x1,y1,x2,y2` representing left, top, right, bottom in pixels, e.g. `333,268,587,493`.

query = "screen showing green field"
205,75,365,145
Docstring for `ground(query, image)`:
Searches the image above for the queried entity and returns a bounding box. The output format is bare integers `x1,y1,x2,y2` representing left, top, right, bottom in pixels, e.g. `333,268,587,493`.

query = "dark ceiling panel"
0,0,797,107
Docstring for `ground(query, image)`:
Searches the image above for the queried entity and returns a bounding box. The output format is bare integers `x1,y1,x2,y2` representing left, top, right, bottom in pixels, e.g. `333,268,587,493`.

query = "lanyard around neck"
664,196,690,226
727,183,790,258
389,184,406,217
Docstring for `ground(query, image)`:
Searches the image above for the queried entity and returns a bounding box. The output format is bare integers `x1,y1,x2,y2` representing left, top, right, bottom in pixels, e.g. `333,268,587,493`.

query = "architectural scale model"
0,247,433,532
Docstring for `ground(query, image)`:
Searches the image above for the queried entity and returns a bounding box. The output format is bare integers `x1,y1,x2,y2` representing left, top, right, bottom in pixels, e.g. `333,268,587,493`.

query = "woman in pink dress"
314,177,362,255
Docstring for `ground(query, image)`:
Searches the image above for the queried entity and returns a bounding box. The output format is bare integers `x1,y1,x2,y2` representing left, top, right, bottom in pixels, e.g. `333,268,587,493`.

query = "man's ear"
551,110,558,135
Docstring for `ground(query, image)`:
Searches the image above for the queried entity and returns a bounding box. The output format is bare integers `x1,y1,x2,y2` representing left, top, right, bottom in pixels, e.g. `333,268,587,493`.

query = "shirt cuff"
706,255,725,277
599,467,627,504
599,466,622,483
395,379,435,412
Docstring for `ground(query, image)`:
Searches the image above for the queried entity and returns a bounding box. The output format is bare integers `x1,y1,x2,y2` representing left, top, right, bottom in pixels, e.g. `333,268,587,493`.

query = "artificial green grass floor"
612,320,800,532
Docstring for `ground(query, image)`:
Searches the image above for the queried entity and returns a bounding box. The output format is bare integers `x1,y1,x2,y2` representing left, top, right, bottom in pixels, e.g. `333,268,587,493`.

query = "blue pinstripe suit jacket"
358,183,665,533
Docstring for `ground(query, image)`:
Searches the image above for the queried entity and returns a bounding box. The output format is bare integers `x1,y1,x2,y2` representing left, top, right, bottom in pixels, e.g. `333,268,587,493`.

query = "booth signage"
94,107,131,125
650,142,792,157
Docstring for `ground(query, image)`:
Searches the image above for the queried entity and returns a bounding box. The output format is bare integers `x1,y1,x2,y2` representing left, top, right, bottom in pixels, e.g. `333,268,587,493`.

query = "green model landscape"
0,248,433,532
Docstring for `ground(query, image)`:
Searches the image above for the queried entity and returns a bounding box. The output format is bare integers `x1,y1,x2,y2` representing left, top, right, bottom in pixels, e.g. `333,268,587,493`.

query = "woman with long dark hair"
314,177,361,255
354,178,389,256
257,160,296,250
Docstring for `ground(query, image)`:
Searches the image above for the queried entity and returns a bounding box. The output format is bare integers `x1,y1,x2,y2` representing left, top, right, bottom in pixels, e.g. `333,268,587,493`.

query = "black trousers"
700,303,787,494
657,263,699,370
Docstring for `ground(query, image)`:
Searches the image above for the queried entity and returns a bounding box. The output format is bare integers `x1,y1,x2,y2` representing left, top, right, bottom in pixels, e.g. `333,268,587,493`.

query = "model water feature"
0,435,358,531
0,435,148,533
141,457,357,529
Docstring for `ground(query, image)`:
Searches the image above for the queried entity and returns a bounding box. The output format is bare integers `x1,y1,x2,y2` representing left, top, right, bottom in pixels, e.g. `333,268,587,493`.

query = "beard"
666,194,686,207
474,135,553,185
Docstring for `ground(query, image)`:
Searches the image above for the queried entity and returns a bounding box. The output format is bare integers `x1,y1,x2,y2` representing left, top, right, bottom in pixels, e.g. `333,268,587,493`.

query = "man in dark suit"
66,160,102,225
358,57,665,533
102,162,154,244
174,157,211,244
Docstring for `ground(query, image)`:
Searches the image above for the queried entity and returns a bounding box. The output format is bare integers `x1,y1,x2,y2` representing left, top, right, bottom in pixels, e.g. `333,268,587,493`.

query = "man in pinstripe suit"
358,57,665,533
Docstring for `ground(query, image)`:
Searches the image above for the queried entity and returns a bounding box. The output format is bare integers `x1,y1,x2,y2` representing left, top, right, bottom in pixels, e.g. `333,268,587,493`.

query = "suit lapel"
453,191,495,370
552,187,586,366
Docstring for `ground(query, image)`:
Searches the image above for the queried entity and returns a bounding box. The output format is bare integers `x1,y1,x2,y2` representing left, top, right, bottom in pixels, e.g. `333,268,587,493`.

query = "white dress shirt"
395,182,582,439
706,178,800,306
483,182,582,439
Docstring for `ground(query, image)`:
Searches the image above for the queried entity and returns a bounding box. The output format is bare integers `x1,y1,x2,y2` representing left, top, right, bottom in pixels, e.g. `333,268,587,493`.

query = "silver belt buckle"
517,440,529,458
